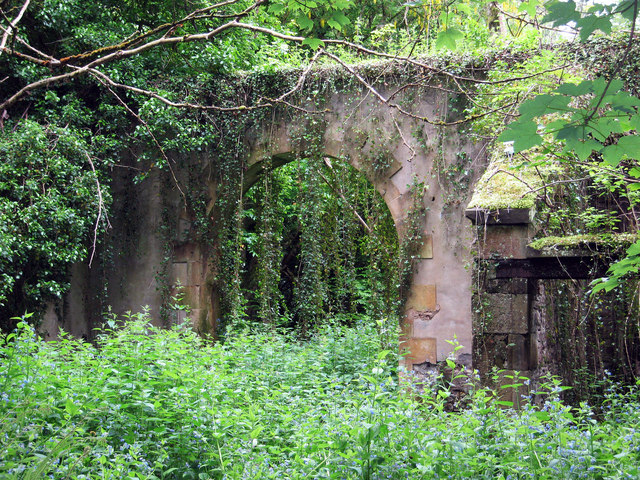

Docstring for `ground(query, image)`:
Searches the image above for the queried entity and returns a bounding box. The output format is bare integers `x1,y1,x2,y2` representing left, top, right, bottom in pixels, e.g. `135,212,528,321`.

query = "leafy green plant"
2,308,639,479
0,121,111,329
497,0,640,294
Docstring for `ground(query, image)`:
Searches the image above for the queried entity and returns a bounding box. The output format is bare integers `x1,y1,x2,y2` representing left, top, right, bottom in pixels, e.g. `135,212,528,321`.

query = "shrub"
1,310,639,479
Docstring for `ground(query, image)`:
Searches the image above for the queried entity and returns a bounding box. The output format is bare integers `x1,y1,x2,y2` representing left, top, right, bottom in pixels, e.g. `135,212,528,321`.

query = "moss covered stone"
467,147,559,211
528,233,640,252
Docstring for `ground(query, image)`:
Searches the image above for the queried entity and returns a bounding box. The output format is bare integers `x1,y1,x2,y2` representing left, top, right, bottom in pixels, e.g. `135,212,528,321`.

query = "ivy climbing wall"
45,68,488,369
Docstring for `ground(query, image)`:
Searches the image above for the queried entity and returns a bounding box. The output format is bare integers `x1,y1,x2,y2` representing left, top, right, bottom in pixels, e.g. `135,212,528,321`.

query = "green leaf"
609,93,640,115
615,0,637,21
498,119,542,153
532,411,551,421
591,277,616,294
64,398,79,416
587,117,624,141
377,349,391,360
435,28,464,50
628,113,640,131
548,118,572,136
542,0,579,27
331,11,351,26
302,37,324,49
616,135,640,158
601,144,625,167
455,3,472,15
518,0,540,17
591,77,624,104
250,425,264,439
519,94,571,118
268,3,285,14
333,0,351,8
555,80,593,96
568,138,600,161
576,14,612,40
627,240,640,256
296,15,314,31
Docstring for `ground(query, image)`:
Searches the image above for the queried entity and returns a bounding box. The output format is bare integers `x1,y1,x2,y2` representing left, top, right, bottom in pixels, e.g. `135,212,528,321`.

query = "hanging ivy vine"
240,154,400,334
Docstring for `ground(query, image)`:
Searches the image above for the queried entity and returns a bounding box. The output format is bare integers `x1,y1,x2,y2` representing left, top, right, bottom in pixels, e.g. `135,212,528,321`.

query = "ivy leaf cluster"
0,120,110,329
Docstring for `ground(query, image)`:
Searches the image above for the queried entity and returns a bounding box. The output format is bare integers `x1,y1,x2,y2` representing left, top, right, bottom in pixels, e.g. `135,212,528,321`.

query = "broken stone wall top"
466,147,560,214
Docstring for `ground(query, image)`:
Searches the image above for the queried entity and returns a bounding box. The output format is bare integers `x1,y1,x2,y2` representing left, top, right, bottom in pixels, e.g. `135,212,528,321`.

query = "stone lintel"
495,257,608,279
465,207,533,225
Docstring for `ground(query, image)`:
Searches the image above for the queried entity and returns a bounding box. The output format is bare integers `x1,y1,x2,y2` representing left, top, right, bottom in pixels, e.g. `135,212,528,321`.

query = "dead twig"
84,152,111,267
91,72,186,201
392,116,416,162
0,0,31,59
319,157,373,234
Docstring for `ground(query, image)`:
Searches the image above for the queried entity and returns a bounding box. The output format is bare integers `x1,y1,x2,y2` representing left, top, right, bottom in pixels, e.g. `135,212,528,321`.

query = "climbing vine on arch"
239,155,401,334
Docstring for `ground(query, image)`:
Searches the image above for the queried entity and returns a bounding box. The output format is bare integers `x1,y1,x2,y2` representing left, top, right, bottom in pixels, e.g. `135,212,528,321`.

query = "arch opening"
237,154,400,334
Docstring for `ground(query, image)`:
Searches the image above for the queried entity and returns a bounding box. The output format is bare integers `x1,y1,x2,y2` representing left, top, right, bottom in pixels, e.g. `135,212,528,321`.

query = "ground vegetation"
2,313,640,479
1,0,639,327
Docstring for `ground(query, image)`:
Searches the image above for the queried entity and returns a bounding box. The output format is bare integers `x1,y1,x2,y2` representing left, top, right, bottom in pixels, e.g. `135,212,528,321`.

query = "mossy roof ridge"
529,233,640,252
230,46,555,87
467,147,560,211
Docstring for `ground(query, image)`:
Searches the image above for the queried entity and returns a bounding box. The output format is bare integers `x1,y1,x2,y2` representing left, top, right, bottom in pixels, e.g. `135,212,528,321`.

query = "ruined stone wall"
467,209,536,402
44,73,488,371
468,205,640,400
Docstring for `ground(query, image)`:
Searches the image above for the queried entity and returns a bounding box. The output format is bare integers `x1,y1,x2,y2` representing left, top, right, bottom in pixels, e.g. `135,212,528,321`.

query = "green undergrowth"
1,312,640,479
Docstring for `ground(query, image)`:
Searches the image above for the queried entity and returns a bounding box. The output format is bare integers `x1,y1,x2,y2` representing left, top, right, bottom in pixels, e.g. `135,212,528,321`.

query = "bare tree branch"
91,73,187,201
0,20,240,111
392,116,416,162
0,4,572,115
0,0,31,59
320,157,373,234
322,48,521,126
89,68,265,112
519,176,591,199
84,151,111,268
485,168,535,191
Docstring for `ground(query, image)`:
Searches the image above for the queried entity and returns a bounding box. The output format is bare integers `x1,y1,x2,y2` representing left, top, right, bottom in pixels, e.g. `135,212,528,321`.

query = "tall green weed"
1,310,639,479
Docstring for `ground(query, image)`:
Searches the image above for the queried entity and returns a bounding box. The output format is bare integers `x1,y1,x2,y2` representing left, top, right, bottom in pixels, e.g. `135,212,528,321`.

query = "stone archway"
188,82,488,367
238,153,398,328
51,75,487,371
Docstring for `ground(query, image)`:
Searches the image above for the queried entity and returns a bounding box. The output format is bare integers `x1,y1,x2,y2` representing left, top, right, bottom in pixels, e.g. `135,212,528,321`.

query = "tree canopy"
1,0,639,324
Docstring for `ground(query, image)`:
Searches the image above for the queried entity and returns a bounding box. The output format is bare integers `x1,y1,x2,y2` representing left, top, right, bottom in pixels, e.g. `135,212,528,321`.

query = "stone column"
466,207,536,402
